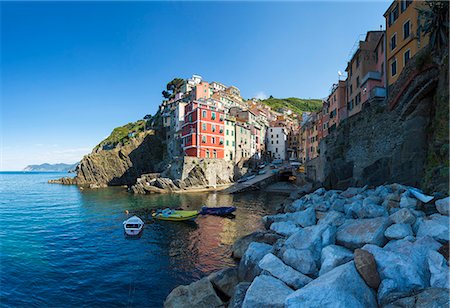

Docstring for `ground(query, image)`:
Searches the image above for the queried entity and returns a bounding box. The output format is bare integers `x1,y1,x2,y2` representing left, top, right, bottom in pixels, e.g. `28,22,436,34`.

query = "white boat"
123,216,144,236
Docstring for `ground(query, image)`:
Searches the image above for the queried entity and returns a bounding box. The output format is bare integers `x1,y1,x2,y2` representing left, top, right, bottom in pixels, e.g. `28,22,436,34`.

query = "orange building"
181,100,225,159
384,0,428,86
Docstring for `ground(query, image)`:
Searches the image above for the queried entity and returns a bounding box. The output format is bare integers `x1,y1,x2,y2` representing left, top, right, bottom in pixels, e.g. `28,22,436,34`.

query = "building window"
202,136,207,143
231,131,234,136
226,129,229,135
404,49,411,65
226,140,229,146
356,55,360,68
211,112,216,120
219,126,223,133
401,0,412,12
390,34,397,50
212,125,216,132
356,76,360,88
206,150,210,158
350,84,353,95
391,59,397,76
388,4,399,26
202,110,207,118
403,20,410,39
232,141,235,146
212,137,216,144
202,123,206,131
275,148,278,153
213,150,217,158
188,115,192,122
271,141,273,144
220,138,224,145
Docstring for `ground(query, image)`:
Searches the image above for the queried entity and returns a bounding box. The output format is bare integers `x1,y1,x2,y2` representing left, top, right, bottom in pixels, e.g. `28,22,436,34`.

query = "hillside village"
158,0,430,167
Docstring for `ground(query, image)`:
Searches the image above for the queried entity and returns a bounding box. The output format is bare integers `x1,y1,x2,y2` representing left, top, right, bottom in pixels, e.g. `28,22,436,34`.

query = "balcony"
361,71,382,86
370,87,386,99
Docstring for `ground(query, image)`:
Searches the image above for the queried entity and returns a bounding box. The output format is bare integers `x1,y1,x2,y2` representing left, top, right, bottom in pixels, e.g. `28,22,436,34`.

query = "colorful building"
266,127,287,160
327,80,347,131
346,30,384,118
235,122,252,162
384,0,428,87
181,100,225,159
224,116,236,161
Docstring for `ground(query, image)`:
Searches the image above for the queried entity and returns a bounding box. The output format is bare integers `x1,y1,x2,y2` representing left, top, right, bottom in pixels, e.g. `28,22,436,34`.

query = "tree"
417,1,449,58
162,78,185,99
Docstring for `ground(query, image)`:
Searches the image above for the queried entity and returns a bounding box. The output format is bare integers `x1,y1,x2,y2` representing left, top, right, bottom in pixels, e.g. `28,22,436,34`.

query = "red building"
181,100,225,159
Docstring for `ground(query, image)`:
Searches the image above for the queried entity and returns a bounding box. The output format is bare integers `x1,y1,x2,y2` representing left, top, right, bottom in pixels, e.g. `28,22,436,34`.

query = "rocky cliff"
50,118,166,187
308,48,448,194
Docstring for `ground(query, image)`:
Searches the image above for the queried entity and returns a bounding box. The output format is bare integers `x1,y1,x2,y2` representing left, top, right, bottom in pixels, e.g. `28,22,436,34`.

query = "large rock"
399,195,418,209
270,221,302,237
164,277,223,308
238,242,272,282
362,236,442,305
263,208,316,229
354,248,381,289
208,267,239,299
232,231,282,259
384,223,413,240
319,245,354,276
285,261,377,307
427,250,449,289
259,253,312,289
284,223,336,259
435,197,449,216
282,248,318,276
383,288,450,308
317,211,345,227
389,208,416,225
228,282,250,308
242,275,293,308
336,217,390,250
416,214,449,243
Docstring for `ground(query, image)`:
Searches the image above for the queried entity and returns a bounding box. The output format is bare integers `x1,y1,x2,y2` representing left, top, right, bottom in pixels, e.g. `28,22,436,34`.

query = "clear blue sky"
1,1,388,170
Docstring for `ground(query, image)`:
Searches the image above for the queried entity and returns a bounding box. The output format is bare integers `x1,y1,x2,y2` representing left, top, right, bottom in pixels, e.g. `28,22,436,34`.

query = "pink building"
361,32,387,104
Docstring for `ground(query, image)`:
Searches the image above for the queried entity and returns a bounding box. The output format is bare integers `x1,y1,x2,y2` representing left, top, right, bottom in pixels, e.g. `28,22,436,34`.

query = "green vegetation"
260,97,323,116
162,78,184,99
96,120,147,150
417,1,449,57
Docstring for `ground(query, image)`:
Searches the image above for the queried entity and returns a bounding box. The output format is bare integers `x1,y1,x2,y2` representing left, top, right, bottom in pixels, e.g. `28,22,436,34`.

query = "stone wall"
316,55,445,193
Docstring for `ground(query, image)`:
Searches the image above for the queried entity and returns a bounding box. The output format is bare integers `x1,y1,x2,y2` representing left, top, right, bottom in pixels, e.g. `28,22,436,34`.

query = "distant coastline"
22,163,78,173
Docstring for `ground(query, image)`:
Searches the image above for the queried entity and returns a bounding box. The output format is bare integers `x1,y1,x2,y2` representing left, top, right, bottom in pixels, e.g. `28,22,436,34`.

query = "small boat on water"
200,206,237,216
123,216,144,236
152,208,199,222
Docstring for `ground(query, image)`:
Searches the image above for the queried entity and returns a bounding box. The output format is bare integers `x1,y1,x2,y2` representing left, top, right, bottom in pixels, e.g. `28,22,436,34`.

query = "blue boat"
199,206,237,216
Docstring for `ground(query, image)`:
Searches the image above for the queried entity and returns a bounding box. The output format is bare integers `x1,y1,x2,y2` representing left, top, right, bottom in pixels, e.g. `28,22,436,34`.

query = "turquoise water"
0,172,285,307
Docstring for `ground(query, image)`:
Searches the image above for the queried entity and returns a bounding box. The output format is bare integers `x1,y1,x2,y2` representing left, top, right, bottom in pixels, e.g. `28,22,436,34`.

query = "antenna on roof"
338,70,343,81
380,25,382,31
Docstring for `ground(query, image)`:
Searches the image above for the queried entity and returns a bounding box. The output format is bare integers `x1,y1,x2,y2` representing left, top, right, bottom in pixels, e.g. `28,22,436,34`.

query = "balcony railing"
361,71,382,86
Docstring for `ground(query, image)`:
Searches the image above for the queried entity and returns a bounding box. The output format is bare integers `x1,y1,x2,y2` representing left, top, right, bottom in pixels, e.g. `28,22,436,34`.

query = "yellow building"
384,0,428,86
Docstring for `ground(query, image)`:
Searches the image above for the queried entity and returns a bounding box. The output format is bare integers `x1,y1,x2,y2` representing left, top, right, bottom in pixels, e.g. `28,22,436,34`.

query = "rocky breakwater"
130,157,235,194
163,184,449,307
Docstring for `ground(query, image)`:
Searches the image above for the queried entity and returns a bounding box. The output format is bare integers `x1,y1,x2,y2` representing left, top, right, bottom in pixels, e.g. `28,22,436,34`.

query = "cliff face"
308,49,448,194
50,117,166,186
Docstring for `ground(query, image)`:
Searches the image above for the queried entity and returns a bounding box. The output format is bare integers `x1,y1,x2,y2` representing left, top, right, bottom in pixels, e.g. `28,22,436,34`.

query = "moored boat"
199,206,237,216
152,208,199,221
123,216,144,236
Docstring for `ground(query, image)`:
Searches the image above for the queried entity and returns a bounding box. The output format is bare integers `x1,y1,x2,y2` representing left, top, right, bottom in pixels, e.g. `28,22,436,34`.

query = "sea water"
0,172,285,307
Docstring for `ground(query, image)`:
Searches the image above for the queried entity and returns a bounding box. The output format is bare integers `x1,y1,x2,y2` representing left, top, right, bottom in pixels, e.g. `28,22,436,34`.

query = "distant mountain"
260,97,323,115
23,163,78,172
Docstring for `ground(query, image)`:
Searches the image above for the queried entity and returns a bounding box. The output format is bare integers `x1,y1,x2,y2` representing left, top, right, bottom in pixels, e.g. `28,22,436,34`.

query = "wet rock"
389,208,416,225
228,282,250,308
238,242,272,282
285,261,377,307
330,198,346,213
354,249,380,289
259,253,312,289
319,245,354,276
242,275,293,308
336,217,390,250
282,248,318,276
384,223,413,240
164,277,223,308
427,250,449,289
435,197,449,216
416,214,449,243
341,187,363,198
382,288,450,308
208,267,239,299
232,231,282,259
270,221,302,237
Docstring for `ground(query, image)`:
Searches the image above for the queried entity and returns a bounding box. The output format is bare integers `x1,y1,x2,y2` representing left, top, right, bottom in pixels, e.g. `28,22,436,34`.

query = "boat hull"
152,210,199,222
200,206,237,216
